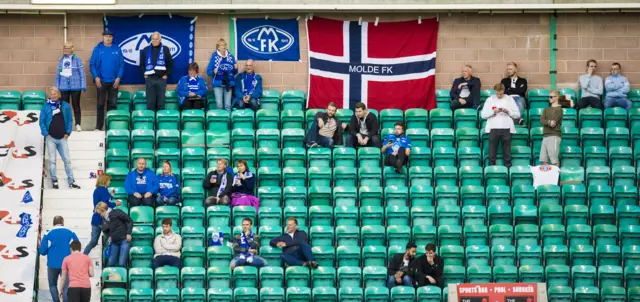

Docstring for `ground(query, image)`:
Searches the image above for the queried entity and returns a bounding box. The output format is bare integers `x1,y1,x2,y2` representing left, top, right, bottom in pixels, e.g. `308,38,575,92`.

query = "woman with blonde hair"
84,173,122,255
157,161,181,206
207,38,237,110
55,41,86,131
96,201,133,267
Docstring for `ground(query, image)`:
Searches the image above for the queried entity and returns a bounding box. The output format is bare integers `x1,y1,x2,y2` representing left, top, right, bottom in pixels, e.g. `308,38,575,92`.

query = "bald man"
233,59,263,111
450,65,481,111
139,31,174,111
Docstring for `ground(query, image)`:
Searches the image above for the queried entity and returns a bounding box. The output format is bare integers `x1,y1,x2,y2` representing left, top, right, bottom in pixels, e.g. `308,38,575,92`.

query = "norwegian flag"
306,17,438,111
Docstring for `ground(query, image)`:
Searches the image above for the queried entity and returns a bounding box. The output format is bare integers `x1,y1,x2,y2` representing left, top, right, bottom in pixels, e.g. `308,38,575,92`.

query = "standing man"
39,216,79,302
577,59,603,110
305,102,344,148
124,158,159,207
382,121,411,173
230,218,267,269
604,62,632,110
387,242,417,288
60,240,93,302
152,218,182,269
40,87,81,189
346,102,381,148
140,32,174,111
500,62,527,124
480,83,520,168
269,218,318,268
90,29,124,131
450,65,481,110
233,59,263,111
410,243,444,288
540,91,563,167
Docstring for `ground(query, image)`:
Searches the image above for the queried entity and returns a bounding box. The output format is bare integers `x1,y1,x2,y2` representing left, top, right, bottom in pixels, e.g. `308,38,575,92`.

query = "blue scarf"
47,98,61,113
188,76,199,93
217,171,228,197
210,231,224,246
240,230,254,257
242,72,257,96
144,44,166,75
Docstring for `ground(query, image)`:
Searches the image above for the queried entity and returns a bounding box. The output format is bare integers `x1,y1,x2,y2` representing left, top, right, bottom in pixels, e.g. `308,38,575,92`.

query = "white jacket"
153,232,182,258
480,94,520,134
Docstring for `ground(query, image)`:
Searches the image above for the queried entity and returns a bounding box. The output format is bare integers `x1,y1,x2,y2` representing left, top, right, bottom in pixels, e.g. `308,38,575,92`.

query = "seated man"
500,62,527,124
577,59,603,110
387,242,417,288
230,218,267,269
152,218,182,269
604,62,632,110
450,65,481,110
124,158,158,207
176,62,208,110
203,158,233,206
410,243,444,288
233,59,262,111
269,218,318,268
346,102,381,148
382,121,411,173
306,102,343,148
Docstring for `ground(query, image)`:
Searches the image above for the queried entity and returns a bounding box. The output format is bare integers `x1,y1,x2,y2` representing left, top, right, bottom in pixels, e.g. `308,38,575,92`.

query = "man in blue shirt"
124,158,159,207
233,59,262,111
382,121,412,173
90,29,124,131
39,216,79,302
604,62,632,110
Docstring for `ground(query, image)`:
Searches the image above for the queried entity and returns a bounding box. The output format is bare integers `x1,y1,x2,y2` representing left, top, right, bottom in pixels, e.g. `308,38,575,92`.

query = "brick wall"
0,13,638,126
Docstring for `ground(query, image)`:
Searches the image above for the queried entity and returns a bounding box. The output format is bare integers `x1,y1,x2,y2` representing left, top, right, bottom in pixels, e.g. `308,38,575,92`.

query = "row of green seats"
0,90,46,110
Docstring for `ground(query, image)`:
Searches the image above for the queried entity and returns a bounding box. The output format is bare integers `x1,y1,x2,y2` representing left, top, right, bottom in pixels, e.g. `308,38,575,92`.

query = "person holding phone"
480,83,520,168
382,121,411,173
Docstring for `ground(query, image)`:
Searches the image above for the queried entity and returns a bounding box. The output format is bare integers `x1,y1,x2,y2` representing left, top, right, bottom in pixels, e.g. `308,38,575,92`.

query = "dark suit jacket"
387,253,412,276
269,229,309,254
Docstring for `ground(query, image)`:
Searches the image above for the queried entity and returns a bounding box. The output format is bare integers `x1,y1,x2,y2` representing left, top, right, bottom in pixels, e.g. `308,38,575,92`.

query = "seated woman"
230,160,260,211
204,158,233,206
177,62,208,110
157,161,181,206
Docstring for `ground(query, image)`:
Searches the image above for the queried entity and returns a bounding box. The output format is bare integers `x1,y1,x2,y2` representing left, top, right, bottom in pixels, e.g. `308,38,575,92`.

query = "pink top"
61,252,93,288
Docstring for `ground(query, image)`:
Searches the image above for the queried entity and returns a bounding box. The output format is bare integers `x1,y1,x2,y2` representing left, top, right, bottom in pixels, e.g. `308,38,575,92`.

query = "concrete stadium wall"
0,12,639,127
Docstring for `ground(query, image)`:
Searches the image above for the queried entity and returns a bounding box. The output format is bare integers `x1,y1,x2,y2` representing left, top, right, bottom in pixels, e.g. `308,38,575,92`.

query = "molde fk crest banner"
234,18,300,62
104,15,196,85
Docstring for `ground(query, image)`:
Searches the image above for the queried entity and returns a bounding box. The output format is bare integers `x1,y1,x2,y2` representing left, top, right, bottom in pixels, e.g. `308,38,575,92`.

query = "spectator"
387,242,417,288
233,59,262,110
500,62,527,124
306,102,343,148
124,158,159,207
540,90,563,167
90,29,124,131
152,218,182,269
40,86,81,189
140,31,173,111
204,158,233,206
60,240,93,302
480,83,520,168
96,202,133,267
55,41,86,132
231,159,260,210
577,59,603,110
176,62,208,110
84,173,122,255
604,62,632,110
39,216,78,302
450,65,481,110
156,161,181,206
269,218,318,268
207,38,237,110
346,102,381,148
230,218,267,269
410,243,444,288
382,121,411,173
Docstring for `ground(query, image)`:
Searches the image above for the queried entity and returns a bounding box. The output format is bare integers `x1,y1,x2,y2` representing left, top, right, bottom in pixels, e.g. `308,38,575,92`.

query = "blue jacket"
158,173,181,198
39,100,73,137
124,168,159,195
176,75,208,105
55,54,86,92
39,225,78,269
604,74,630,98
231,170,256,195
89,42,125,83
382,134,412,155
91,186,117,226
233,72,263,105
206,51,237,87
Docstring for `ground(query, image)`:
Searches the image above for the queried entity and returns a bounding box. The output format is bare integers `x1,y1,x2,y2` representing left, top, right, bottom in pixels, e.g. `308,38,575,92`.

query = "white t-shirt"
531,165,560,189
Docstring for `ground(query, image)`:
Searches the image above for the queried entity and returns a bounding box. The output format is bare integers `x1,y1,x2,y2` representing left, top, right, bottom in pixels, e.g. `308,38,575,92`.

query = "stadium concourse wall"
0,12,639,123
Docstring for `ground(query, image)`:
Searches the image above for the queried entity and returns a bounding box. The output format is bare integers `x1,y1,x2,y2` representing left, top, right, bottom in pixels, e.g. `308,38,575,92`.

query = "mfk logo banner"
234,18,300,62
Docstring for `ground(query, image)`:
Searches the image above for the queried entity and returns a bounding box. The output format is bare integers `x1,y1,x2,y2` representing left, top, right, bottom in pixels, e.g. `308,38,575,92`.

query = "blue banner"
104,15,196,85
235,18,300,62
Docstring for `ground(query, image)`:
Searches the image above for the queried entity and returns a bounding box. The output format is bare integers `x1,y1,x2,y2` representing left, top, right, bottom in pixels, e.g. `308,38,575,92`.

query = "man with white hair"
233,59,262,111
450,65,481,111
139,32,174,111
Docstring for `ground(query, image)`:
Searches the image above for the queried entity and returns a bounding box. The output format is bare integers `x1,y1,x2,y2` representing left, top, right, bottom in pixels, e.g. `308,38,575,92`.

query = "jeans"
280,243,316,266
152,255,181,270
67,287,91,302
604,97,632,110
128,195,154,207
346,134,381,148
488,129,512,168
156,195,181,206
512,96,526,116
48,266,69,302
577,96,602,110
108,239,130,267
385,147,408,172
95,82,117,130
83,225,102,255
234,97,260,111
386,275,414,288
230,255,268,268
46,137,75,185
213,86,233,111
145,76,166,111
61,90,82,126
306,119,335,148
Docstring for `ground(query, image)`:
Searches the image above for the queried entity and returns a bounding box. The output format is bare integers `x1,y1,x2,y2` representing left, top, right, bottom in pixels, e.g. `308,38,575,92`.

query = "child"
540,90,564,167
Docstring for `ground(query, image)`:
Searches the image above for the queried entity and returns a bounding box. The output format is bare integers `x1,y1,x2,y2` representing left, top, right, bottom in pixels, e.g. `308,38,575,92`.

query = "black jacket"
450,76,481,107
269,229,309,254
348,112,380,138
203,170,233,198
314,112,344,145
500,77,528,98
410,254,445,288
387,253,414,276
231,232,261,255
102,209,133,243
139,44,173,78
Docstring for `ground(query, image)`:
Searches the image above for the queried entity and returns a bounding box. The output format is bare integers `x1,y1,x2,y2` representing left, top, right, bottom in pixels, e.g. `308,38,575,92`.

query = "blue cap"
102,29,114,36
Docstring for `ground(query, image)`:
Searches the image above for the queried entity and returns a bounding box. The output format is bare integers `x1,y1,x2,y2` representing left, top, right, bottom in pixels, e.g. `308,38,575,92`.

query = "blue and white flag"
104,15,196,85
21,191,33,204
234,18,300,61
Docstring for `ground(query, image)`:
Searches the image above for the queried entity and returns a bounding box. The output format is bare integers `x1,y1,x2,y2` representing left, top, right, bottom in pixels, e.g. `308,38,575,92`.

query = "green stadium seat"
256,147,281,168
539,204,563,226
435,89,451,108
486,185,510,207
459,166,483,186
128,246,153,268
179,109,205,130
234,287,259,301
256,109,279,130
579,107,604,128
131,110,154,130
332,167,356,187
155,205,179,226
430,128,454,149
484,166,508,186
618,205,640,227
489,225,513,246
561,127,580,149
518,244,542,266
102,288,128,302
536,184,561,206
281,90,305,111
514,224,539,246
128,288,153,301
155,266,180,289
156,109,180,130
206,130,230,147
603,107,628,128
259,267,284,288
561,184,586,206
336,267,362,288
401,109,428,130
308,186,331,207
600,287,626,302
281,186,305,207
286,266,310,288
460,186,484,206
545,264,571,286
435,185,459,207
281,129,305,148
181,246,205,268
609,146,632,167
493,265,517,283
594,224,619,247
155,129,179,149
278,148,303,168
595,244,620,266
163,90,179,110
232,109,255,130
356,147,380,167
512,184,535,206
436,204,461,225
526,108,543,128
333,187,358,208
488,205,512,226
513,205,538,225
312,287,337,301
410,186,434,207
336,245,361,268
207,245,233,268
455,128,479,150
154,148,178,169
308,167,330,187
559,145,582,167
181,225,205,247
463,225,488,246
429,108,453,129
466,245,490,266
517,265,544,283
527,88,550,109
182,147,205,168
581,127,605,148
359,246,385,268
570,245,595,266
621,225,640,248
454,108,478,129
332,147,355,168
443,266,466,287
233,266,258,288
412,224,436,246
567,224,593,247
260,90,280,111
606,127,629,148
390,286,415,301
564,205,588,226
306,148,331,168
106,110,131,130
462,205,486,226
106,129,130,150
360,204,384,226
437,225,461,247
433,166,457,187
387,225,411,247
572,265,597,287
379,109,403,129
207,288,233,302
385,205,410,226
206,109,230,131
106,148,130,169
612,166,635,187
547,286,573,301
181,288,205,302
256,129,280,149
406,128,429,148
508,166,533,187
230,128,254,148
21,90,46,110
0,90,20,110
181,267,206,289
599,265,624,288
585,166,610,187
561,107,577,128
432,147,457,167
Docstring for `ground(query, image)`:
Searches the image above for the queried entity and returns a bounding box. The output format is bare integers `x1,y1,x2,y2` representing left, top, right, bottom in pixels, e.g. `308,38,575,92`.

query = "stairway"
37,131,105,302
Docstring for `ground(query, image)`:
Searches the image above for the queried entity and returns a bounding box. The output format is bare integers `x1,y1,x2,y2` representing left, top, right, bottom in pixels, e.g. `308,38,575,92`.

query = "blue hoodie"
158,173,181,198
232,72,263,106
604,74,630,99
39,225,78,269
176,75,208,105
125,168,159,195
206,51,237,87
89,42,125,83
91,186,117,226
39,100,73,137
